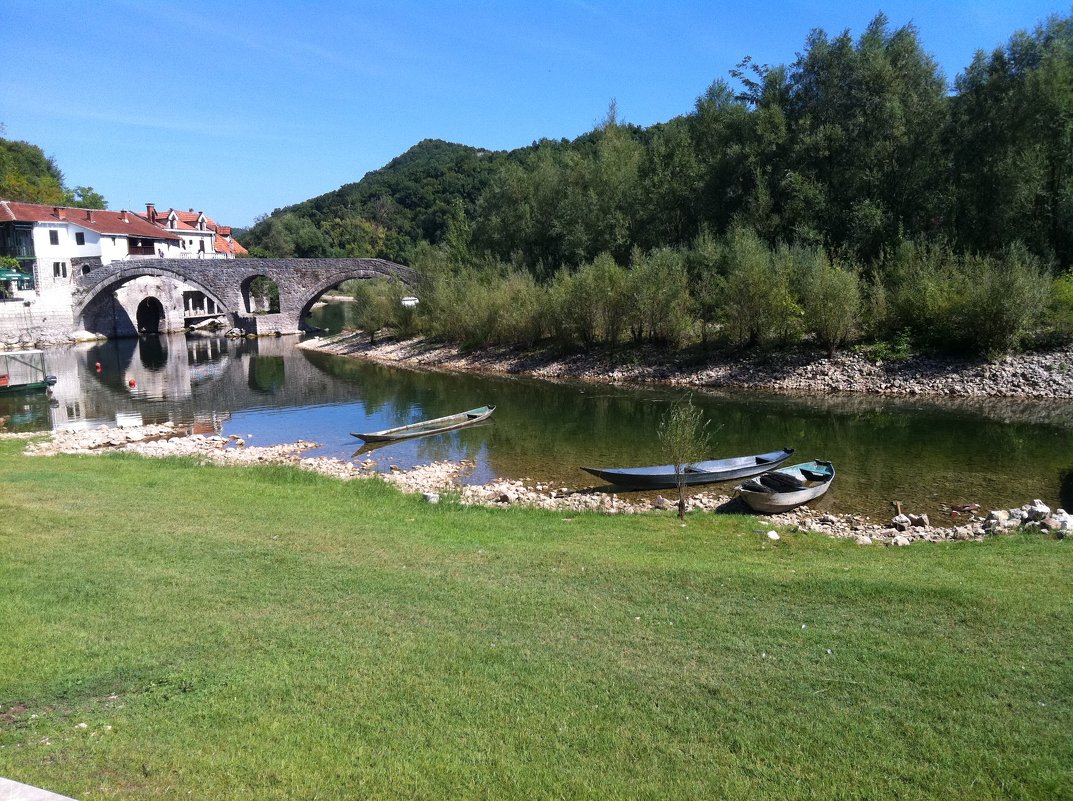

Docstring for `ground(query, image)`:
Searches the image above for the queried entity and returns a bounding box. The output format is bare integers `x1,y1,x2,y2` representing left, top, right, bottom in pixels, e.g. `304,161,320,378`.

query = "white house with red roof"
143,204,248,260
0,199,247,342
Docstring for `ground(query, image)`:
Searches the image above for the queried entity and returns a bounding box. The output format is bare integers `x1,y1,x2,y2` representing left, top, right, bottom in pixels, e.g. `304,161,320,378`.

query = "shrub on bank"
549,252,629,347
624,247,692,346
795,250,862,357
715,227,800,347
355,229,1065,359
880,241,1050,356
351,278,405,344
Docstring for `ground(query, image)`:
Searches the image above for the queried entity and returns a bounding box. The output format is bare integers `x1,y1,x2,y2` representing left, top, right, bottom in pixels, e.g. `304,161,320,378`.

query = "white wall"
99,233,129,264
32,223,73,291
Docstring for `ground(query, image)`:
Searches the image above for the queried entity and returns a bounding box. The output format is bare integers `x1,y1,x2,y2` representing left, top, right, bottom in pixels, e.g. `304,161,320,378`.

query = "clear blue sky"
1,0,1067,228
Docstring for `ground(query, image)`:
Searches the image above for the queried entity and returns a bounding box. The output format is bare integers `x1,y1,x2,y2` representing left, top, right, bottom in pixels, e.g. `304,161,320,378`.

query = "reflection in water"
248,356,285,394
3,315,1073,522
138,336,168,370
1060,468,1073,512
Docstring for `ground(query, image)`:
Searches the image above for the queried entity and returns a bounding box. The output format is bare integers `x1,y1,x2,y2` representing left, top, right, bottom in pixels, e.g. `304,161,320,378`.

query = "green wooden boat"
0,350,57,394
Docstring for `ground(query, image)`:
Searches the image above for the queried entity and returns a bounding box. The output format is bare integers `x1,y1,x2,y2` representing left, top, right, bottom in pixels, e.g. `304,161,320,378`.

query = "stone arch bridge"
73,257,421,337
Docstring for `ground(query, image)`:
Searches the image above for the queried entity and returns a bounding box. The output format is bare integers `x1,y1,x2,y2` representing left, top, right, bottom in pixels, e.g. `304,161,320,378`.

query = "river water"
4,302,1073,522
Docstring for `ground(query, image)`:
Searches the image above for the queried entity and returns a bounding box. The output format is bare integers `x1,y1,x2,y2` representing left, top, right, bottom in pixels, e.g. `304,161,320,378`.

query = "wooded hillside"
0,127,107,209
244,12,1073,274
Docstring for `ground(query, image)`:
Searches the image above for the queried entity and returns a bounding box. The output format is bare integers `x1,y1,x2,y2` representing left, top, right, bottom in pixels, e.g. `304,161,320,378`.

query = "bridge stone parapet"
72,257,421,336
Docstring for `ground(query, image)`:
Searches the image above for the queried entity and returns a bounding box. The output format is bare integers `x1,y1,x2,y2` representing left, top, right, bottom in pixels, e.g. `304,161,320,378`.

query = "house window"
53,262,67,278
75,232,85,246
49,230,59,245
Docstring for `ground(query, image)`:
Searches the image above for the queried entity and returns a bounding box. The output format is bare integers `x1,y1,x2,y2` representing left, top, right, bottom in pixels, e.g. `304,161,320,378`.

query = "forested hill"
243,11,1073,273
244,139,515,261
0,133,107,209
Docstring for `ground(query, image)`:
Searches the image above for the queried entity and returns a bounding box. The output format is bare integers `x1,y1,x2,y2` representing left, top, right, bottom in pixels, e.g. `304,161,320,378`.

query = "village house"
143,203,248,262
0,199,247,342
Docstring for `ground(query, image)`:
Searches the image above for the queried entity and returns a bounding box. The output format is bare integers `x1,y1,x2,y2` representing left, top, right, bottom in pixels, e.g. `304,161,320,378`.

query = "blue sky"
1,1,1066,228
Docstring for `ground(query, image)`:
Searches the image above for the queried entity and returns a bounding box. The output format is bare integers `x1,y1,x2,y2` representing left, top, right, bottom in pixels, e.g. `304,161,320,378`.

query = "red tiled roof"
154,206,245,255
0,200,181,241
212,232,249,256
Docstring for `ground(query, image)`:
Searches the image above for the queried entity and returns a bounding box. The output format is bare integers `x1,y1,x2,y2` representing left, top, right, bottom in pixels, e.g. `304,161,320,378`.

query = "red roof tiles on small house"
0,200,182,242
151,206,248,256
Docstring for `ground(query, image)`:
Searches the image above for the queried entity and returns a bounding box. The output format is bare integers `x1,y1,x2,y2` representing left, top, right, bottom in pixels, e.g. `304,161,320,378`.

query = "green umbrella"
0,269,27,280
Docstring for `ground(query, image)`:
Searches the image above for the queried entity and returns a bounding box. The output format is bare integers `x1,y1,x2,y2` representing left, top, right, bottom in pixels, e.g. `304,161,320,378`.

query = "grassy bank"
0,438,1070,800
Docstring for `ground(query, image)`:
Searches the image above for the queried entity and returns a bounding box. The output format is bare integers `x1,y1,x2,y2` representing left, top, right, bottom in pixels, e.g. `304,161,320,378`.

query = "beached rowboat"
580,447,795,490
736,460,835,513
351,405,495,443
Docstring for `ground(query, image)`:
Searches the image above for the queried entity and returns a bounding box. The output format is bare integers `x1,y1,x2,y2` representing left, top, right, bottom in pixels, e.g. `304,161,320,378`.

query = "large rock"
1025,499,1051,521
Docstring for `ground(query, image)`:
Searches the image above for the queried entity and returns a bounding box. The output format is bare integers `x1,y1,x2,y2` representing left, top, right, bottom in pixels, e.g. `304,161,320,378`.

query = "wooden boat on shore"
581,447,795,490
351,405,495,443
736,460,835,513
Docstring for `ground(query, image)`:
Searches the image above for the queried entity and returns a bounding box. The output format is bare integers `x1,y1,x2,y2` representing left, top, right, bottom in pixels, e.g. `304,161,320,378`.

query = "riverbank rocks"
983,503,1072,535
10,425,1069,546
299,333,1073,401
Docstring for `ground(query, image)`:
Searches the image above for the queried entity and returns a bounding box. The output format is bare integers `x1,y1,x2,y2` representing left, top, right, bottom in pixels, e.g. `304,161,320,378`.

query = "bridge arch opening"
136,297,165,334
243,275,280,314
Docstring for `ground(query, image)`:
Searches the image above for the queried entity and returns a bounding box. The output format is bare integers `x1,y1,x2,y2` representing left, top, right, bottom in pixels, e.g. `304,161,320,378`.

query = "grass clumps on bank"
0,438,1071,799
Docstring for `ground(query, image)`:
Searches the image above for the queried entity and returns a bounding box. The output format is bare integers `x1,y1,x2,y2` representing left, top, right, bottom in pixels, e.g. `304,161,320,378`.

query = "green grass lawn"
0,438,1070,800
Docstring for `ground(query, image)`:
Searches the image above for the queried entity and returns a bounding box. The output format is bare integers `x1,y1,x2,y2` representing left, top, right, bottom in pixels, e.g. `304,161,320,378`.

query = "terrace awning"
0,269,27,280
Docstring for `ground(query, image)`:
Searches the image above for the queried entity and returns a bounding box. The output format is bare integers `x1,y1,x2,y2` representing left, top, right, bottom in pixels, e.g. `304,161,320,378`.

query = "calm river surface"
4,302,1073,522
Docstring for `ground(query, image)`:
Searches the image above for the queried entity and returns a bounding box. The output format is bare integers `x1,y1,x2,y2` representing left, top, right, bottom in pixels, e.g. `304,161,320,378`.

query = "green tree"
352,278,405,344
64,186,108,209
795,250,862,356
624,247,693,346
950,13,1073,267
657,395,712,520
0,137,65,204
716,227,800,347
783,14,949,260
550,253,629,347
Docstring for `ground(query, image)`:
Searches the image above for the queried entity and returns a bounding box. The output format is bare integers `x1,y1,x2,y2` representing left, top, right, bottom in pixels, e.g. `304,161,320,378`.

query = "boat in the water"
351,405,495,443
581,447,795,490
736,460,835,513
0,350,57,394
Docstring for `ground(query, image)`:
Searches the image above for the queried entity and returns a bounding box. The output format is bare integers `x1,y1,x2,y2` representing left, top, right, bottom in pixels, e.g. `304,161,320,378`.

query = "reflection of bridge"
40,334,369,432
73,258,420,337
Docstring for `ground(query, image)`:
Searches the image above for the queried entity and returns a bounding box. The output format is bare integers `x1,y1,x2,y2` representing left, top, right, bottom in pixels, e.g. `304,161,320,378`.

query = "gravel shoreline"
298,332,1073,400
8,423,1068,546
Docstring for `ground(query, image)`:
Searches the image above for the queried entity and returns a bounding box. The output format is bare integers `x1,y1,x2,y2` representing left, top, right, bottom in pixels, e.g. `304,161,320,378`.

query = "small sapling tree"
657,395,712,520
